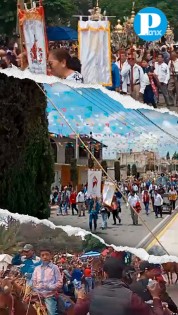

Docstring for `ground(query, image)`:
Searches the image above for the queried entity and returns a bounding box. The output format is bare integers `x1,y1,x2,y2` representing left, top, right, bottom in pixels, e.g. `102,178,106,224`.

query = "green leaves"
0,75,54,219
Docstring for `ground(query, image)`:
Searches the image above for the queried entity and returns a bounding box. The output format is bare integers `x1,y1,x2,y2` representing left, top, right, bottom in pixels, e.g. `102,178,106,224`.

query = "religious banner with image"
18,2,48,74
102,181,115,206
78,20,112,85
88,170,102,198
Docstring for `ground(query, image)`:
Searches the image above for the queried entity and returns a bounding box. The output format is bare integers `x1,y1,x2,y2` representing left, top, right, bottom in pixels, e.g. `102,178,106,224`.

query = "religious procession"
0,0,178,315
1,240,178,315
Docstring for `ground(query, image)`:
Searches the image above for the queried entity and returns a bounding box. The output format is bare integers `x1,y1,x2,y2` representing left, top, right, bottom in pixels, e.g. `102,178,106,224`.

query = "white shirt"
154,194,163,206
168,59,178,75
133,184,138,192
76,192,85,203
66,71,83,83
121,63,145,91
128,194,140,207
154,62,170,84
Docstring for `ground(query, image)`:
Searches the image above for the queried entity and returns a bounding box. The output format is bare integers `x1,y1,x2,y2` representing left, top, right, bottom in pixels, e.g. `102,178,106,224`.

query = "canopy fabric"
80,251,100,258
46,26,78,41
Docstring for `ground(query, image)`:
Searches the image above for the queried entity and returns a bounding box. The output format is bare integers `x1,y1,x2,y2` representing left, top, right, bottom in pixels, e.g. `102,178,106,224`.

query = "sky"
45,83,178,158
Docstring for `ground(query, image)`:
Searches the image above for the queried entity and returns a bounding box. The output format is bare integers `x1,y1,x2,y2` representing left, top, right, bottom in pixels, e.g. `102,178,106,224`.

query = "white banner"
102,181,115,206
87,170,102,198
78,20,112,86
23,19,47,74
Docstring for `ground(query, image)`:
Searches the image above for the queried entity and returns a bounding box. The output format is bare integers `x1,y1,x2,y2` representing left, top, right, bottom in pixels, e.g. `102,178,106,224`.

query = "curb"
136,208,178,250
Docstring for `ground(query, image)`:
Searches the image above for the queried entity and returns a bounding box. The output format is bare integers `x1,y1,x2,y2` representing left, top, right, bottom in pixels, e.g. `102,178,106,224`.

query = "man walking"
142,187,150,215
32,248,63,315
128,191,140,225
76,189,86,217
154,190,163,218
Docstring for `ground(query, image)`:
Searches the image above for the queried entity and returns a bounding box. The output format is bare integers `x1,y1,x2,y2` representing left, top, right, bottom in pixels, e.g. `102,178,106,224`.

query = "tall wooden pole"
17,0,25,53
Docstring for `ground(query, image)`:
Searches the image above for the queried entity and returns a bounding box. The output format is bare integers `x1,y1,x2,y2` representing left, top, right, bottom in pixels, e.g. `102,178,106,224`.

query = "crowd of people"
1,244,177,315
1,36,178,109
50,175,178,230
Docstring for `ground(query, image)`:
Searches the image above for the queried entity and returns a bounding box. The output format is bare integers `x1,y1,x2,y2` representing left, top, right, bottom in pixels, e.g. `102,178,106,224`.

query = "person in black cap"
130,261,177,313
89,257,165,315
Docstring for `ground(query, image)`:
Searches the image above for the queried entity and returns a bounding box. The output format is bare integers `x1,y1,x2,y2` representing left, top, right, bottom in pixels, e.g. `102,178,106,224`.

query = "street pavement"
50,200,176,248
146,211,178,257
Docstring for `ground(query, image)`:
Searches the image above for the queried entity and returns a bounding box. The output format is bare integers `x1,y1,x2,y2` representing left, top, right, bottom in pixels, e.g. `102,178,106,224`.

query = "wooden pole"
17,0,24,53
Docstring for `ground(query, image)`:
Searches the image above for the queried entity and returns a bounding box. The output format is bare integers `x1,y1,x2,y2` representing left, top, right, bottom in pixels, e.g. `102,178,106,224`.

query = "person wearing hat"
130,261,177,313
11,244,41,283
89,257,165,315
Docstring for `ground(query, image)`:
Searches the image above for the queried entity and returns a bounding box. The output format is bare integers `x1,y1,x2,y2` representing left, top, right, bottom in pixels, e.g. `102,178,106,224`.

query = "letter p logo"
134,7,168,42
138,13,161,35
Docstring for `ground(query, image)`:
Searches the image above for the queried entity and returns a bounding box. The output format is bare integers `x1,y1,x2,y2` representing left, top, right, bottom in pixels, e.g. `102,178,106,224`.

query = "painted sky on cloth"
45,83,178,158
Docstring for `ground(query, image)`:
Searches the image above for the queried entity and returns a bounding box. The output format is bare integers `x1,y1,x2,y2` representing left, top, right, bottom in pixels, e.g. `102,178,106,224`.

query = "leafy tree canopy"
1,0,178,35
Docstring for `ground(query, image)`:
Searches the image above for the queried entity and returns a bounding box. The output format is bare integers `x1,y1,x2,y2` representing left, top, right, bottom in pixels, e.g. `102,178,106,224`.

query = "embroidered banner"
18,3,48,74
87,170,102,198
102,181,115,206
78,20,112,86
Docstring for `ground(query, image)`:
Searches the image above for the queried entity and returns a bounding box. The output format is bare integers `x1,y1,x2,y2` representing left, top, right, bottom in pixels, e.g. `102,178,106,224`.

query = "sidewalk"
146,211,178,256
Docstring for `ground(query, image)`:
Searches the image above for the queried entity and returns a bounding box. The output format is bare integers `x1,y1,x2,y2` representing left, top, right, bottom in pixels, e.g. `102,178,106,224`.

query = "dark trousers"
71,203,78,215
89,218,97,231
154,205,162,217
170,200,176,210
112,210,120,224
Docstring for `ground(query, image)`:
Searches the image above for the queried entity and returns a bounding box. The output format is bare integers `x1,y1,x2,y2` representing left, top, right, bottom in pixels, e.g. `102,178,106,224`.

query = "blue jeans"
85,277,92,293
45,296,58,315
101,211,108,228
144,202,149,214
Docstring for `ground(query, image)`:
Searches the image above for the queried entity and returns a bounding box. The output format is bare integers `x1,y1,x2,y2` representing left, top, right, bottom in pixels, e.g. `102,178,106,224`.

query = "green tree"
114,160,120,182
70,158,78,187
172,151,178,160
83,235,105,252
0,74,54,219
127,164,131,176
101,160,108,176
166,151,170,160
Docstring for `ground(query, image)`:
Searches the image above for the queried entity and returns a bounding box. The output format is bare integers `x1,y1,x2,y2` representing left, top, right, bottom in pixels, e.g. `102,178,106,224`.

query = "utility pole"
17,0,25,53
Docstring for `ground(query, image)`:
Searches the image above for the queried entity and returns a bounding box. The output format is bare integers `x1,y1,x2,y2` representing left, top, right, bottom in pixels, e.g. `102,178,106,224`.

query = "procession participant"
128,191,141,225
154,53,171,106
142,187,150,215
32,248,63,315
48,48,83,82
107,54,121,92
130,261,178,314
76,188,86,217
89,257,166,315
121,53,144,101
168,186,177,210
12,244,41,284
70,188,78,215
154,190,163,218
168,51,178,106
88,196,100,232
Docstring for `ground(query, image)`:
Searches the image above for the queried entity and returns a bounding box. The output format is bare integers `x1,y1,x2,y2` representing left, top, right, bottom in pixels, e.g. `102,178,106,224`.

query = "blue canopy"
46,26,78,41
80,251,100,259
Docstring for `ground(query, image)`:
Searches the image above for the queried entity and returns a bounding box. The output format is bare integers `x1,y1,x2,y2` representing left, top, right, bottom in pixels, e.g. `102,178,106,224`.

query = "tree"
127,164,131,176
114,160,120,182
88,157,94,169
166,151,170,160
0,74,54,219
172,151,178,160
132,164,137,177
101,160,108,176
82,235,105,252
70,158,78,187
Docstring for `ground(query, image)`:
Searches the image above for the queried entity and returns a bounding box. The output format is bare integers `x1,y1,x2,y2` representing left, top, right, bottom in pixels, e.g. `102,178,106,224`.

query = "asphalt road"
49,200,176,248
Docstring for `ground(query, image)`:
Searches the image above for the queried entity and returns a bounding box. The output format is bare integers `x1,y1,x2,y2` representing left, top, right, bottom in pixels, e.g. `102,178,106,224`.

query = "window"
79,145,87,158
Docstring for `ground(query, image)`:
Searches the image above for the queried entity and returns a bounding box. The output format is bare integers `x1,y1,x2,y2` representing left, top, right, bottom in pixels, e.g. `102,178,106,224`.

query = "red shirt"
70,192,77,204
84,268,92,277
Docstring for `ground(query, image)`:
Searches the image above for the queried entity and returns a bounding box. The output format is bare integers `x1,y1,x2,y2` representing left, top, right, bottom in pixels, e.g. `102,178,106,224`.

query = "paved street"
50,200,177,248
